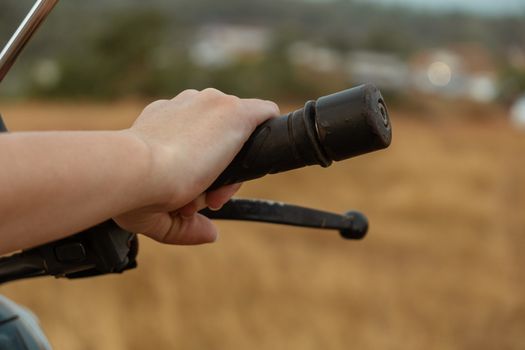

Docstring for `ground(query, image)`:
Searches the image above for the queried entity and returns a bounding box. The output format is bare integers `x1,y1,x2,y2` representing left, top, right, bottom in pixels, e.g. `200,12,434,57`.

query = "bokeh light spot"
427,61,452,87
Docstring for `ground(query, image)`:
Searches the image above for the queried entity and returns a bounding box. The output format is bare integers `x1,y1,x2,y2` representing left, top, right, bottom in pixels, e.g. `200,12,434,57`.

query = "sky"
363,0,525,15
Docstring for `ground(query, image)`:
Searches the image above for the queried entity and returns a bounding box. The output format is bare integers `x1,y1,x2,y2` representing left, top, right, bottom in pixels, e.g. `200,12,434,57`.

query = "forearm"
0,130,153,254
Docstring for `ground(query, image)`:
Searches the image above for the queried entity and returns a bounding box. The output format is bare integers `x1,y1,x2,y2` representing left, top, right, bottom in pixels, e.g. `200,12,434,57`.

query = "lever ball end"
339,211,369,240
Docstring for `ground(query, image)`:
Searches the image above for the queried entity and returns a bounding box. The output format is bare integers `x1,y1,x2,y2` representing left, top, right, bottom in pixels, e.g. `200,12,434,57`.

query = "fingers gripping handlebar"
210,84,391,189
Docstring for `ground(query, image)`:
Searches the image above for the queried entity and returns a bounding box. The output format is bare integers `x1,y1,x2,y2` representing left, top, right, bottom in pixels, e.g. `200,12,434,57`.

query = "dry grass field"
0,99,524,350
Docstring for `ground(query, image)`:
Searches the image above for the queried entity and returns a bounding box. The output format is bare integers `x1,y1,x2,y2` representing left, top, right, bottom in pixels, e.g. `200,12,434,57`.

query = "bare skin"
0,88,280,254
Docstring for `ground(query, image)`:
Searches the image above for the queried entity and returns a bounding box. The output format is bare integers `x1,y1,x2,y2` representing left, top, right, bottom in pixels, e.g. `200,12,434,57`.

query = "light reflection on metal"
0,0,59,83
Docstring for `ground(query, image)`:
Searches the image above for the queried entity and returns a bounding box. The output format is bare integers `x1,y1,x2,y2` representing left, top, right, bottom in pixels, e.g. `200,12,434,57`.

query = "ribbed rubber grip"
210,84,392,190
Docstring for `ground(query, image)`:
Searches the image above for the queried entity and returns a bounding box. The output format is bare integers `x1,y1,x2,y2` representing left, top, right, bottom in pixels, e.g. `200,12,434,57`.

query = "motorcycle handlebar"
209,84,392,190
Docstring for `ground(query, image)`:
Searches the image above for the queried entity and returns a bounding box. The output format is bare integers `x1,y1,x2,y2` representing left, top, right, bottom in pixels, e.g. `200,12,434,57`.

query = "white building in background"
190,25,271,68
286,44,412,88
510,96,525,130
287,41,343,73
345,51,410,90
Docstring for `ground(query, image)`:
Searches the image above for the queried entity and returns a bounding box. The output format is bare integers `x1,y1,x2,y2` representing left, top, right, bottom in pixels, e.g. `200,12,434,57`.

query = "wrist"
119,128,194,211
117,129,163,208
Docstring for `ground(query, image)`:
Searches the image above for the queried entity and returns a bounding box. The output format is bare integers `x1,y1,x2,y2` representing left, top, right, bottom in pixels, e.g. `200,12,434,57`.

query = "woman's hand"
114,88,280,245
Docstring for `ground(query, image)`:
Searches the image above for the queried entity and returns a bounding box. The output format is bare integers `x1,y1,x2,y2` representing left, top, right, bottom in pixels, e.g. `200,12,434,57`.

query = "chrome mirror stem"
0,0,59,83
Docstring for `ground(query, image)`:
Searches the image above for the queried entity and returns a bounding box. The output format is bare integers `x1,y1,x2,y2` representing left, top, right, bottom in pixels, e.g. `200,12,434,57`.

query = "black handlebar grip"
209,84,392,190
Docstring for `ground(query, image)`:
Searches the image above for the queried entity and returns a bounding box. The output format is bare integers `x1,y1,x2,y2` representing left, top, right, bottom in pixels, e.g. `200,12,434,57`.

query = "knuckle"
174,89,198,100
182,88,199,96
199,88,242,110
144,99,168,112
201,87,223,98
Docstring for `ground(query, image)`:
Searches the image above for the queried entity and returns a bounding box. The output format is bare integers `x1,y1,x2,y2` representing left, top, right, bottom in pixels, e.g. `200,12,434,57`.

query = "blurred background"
1,0,525,349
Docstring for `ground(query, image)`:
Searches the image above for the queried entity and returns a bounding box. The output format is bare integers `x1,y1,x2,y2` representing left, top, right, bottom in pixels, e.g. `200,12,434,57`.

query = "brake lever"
0,197,366,285
200,198,368,240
